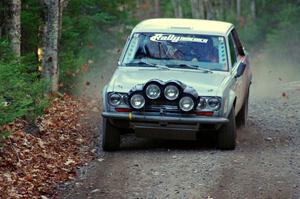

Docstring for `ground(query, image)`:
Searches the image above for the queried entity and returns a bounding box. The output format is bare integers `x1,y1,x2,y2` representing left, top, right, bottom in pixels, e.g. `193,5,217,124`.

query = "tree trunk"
172,0,183,18
9,0,21,57
41,0,60,93
135,0,141,19
251,0,256,21
236,0,241,21
58,0,68,41
191,0,199,18
191,0,204,19
224,0,232,10
221,0,226,20
204,0,216,20
143,0,152,19
215,0,223,19
153,0,160,17
0,0,5,39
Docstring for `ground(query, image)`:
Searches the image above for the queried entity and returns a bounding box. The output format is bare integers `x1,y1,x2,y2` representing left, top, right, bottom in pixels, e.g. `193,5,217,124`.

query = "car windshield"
122,33,228,71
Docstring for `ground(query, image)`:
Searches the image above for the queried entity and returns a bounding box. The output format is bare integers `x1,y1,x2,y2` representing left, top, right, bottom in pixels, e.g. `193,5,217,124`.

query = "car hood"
107,67,229,96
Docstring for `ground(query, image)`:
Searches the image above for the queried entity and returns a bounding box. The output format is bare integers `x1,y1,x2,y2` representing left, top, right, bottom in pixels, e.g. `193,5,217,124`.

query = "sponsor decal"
150,34,208,43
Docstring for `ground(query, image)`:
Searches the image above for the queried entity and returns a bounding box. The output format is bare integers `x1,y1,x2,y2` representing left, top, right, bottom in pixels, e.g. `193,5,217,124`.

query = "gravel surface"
57,65,300,199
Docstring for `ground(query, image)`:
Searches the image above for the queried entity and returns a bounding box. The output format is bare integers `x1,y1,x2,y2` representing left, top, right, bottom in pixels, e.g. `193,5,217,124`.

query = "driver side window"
229,33,238,67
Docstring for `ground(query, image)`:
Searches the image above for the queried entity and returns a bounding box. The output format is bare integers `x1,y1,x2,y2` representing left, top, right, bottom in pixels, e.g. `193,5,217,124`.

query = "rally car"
101,18,252,150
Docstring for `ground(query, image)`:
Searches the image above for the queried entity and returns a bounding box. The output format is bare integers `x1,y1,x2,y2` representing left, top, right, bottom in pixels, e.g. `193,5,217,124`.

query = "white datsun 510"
102,18,252,150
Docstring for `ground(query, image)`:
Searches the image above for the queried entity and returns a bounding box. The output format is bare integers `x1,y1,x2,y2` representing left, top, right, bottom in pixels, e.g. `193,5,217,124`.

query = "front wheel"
217,107,237,150
101,118,120,151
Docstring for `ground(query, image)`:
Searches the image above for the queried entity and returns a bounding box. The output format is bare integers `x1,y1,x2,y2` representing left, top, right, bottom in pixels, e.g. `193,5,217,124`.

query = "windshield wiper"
126,60,170,70
173,64,213,73
152,63,170,70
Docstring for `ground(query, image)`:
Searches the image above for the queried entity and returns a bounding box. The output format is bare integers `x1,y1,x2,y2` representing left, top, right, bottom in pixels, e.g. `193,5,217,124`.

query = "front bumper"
102,112,229,124
102,112,228,140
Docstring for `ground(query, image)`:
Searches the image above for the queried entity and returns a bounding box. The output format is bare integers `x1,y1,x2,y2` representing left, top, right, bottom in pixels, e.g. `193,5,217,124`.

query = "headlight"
108,93,121,106
164,85,179,100
207,97,221,110
145,84,161,99
179,96,194,112
197,97,206,110
130,94,145,109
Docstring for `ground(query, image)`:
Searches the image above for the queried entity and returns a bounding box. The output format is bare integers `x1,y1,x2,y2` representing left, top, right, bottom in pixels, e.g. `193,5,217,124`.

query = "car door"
232,29,251,95
228,30,247,115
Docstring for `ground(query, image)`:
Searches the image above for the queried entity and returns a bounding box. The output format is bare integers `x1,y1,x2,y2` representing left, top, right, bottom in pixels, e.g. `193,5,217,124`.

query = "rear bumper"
102,112,229,124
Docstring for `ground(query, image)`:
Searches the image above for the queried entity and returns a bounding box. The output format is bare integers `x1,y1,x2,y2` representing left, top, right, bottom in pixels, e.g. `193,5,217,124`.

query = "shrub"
0,40,49,126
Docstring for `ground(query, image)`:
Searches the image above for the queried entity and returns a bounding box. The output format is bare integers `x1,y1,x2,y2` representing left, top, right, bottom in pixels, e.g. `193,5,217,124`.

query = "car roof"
133,18,234,36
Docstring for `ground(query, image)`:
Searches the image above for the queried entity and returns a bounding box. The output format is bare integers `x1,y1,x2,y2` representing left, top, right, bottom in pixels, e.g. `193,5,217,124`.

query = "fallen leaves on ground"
0,95,100,198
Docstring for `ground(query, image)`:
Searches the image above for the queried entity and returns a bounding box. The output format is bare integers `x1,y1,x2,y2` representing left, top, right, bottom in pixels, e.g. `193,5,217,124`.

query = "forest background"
0,0,299,127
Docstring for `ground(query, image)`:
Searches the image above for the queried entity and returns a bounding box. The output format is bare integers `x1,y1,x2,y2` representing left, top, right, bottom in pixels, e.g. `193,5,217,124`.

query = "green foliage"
0,40,14,61
238,14,272,49
0,40,49,126
59,0,132,93
265,4,300,64
228,1,300,54
1,0,300,127
21,0,42,54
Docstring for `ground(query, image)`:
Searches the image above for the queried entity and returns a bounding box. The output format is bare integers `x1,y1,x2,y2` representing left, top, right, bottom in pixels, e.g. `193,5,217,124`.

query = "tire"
217,107,236,150
236,88,249,128
101,118,120,151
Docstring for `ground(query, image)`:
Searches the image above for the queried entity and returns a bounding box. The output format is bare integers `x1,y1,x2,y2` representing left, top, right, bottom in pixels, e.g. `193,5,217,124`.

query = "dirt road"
57,61,300,199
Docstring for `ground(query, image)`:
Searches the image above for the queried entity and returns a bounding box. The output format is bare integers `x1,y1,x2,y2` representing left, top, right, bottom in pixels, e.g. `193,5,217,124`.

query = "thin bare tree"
0,0,9,39
251,0,256,21
204,0,217,20
236,0,241,21
190,0,204,19
9,0,21,56
153,0,160,17
172,0,183,18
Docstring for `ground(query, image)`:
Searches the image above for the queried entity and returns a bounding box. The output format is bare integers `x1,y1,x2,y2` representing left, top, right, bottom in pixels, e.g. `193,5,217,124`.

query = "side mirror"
235,62,247,78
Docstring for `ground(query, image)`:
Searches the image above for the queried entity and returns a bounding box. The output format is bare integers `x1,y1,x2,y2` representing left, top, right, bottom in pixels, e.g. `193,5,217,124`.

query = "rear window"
122,33,228,71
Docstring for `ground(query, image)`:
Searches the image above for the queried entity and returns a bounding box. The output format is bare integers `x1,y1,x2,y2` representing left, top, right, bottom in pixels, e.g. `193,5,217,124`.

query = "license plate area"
131,121,199,131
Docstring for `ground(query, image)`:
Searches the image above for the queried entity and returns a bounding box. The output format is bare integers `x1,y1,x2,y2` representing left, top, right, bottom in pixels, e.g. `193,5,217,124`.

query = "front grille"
145,104,180,113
